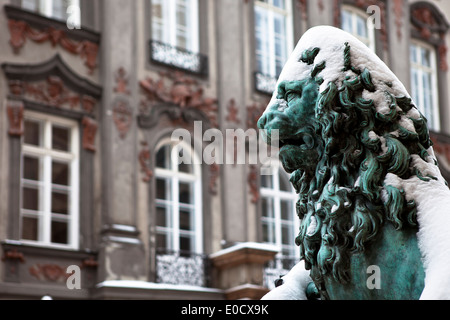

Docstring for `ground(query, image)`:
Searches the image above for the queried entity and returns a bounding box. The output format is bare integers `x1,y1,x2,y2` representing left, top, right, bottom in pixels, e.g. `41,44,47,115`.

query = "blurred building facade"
0,0,449,299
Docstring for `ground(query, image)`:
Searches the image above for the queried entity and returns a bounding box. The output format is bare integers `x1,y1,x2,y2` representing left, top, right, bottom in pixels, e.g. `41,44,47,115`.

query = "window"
341,6,375,52
410,41,440,131
154,139,202,255
20,111,80,249
254,0,293,78
151,0,199,52
260,164,299,259
21,0,80,24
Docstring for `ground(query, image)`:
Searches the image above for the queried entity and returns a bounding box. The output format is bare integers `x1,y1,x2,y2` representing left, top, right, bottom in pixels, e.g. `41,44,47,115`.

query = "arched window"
341,5,376,52
154,139,203,255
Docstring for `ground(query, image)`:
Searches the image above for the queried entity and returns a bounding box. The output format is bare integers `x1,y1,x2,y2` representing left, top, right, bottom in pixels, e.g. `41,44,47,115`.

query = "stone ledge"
225,284,269,300
210,242,279,270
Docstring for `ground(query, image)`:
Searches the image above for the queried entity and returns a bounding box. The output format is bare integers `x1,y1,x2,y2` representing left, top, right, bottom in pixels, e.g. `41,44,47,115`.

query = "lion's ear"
299,47,320,65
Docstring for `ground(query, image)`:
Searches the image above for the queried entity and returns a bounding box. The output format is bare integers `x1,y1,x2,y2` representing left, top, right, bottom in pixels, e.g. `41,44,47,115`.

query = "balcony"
254,72,278,95
155,249,211,287
150,40,208,76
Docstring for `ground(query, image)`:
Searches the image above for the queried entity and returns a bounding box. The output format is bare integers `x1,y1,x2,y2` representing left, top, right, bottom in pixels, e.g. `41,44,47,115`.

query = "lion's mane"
292,43,438,288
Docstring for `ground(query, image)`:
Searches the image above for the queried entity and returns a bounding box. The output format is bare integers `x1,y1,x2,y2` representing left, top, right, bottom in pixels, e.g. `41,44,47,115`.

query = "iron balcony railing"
263,256,298,290
150,40,209,76
155,248,211,287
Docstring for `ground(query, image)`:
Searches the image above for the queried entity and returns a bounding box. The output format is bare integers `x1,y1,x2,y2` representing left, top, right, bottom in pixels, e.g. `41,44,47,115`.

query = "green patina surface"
324,223,425,300
258,44,429,299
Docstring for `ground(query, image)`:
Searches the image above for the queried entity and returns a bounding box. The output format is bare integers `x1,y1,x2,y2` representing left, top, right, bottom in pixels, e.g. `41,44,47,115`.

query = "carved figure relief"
113,99,133,139
114,67,131,95
139,71,218,128
226,99,240,125
209,163,220,195
82,117,98,152
248,165,259,204
6,100,24,137
29,264,69,282
139,141,153,182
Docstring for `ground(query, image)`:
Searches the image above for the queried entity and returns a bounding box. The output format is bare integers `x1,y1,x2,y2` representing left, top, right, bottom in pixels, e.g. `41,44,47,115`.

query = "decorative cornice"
4,5,100,43
4,5,100,74
2,54,102,99
2,55,101,151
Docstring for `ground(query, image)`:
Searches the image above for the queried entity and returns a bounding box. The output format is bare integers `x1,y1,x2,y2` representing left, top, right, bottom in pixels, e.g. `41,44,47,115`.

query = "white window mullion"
169,0,177,47
430,49,440,131
40,0,53,17
272,167,282,254
171,144,180,252
190,0,199,53
42,120,52,245
172,177,180,252
267,10,276,76
193,167,202,254
69,125,80,249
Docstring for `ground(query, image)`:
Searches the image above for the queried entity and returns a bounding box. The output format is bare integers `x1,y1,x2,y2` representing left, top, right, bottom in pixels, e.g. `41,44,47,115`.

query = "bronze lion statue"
259,26,450,300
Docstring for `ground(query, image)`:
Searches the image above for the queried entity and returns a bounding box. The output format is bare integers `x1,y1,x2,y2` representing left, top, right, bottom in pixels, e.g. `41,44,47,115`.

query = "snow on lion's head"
258,26,448,291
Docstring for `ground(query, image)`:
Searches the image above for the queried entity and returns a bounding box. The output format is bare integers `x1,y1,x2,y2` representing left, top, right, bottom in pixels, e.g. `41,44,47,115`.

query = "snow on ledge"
96,280,223,293
209,242,279,259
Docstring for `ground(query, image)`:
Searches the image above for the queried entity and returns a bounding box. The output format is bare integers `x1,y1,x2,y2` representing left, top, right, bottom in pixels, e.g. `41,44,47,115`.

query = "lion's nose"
257,112,268,130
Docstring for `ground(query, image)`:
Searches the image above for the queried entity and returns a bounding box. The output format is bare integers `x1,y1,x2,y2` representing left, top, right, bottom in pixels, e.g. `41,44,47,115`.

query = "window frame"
260,162,299,260
341,5,376,52
20,0,81,24
20,110,80,250
154,138,203,255
410,40,440,131
151,0,200,53
254,0,294,78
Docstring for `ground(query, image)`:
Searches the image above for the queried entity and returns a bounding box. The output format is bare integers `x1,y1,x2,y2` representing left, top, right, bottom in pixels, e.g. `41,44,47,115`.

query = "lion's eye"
285,90,298,103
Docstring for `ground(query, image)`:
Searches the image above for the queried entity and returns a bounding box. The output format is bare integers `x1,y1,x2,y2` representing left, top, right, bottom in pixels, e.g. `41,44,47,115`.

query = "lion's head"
258,26,442,289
